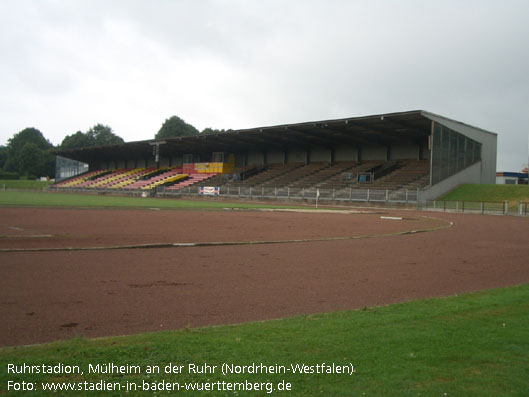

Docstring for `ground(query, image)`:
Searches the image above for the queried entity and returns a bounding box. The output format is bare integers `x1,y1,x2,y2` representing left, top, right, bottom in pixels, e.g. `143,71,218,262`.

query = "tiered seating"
54,170,108,188
75,169,133,188
316,162,380,190
304,161,357,189
107,168,156,189
367,160,430,190
91,168,150,189
259,162,330,188
123,168,185,191
52,160,430,195
231,163,304,187
164,173,218,191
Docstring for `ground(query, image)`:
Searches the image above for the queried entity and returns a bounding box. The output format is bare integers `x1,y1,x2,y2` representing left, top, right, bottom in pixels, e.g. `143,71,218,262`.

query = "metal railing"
45,185,529,217
418,200,529,216
158,186,419,204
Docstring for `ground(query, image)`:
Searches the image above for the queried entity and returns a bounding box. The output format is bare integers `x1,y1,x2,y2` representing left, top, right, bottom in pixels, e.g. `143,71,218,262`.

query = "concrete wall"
419,161,482,201
159,157,170,167
391,143,419,160
335,145,358,162
173,156,183,166
288,148,306,163
247,151,265,166
362,144,387,161
267,150,285,164
423,112,497,184
311,147,331,162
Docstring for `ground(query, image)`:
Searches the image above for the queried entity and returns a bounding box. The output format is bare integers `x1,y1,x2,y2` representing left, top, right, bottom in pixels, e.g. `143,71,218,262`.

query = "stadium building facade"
54,110,497,202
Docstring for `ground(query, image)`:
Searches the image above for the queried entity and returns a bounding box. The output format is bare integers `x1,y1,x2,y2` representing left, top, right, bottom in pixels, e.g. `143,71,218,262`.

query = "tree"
61,131,92,149
60,124,124,149
7,127,52,153
86,124,124,146
155,116,199,139
201,128,233,135
0,146,7,169
4,127,55,178
12,143,45,178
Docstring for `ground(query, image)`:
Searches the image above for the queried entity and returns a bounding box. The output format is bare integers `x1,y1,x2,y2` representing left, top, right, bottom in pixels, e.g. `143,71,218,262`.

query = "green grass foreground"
440,184,529,206
1,284,528,396
0,190,299,210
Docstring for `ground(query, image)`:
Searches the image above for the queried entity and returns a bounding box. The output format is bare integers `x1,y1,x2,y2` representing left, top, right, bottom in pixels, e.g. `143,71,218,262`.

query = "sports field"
1,191,528,395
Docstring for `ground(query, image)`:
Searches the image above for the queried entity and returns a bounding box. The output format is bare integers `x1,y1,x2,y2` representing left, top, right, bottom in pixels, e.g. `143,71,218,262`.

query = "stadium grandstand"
53,110,497,202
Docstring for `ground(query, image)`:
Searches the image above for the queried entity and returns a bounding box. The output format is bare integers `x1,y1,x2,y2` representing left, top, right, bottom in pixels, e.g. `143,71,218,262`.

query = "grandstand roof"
55,110,492,163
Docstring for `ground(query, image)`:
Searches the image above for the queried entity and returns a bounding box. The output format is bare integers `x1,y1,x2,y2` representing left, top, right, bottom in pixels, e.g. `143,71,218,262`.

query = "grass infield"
0,190,301,210
1,284,528,396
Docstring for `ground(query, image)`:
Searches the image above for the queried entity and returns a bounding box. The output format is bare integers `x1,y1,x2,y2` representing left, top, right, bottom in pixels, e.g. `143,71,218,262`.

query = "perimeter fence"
158,186,419,204
43,184,529,216
417,200,529,216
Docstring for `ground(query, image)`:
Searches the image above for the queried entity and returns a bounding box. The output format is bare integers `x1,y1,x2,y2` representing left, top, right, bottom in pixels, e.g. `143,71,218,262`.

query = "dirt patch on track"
1,207,528,346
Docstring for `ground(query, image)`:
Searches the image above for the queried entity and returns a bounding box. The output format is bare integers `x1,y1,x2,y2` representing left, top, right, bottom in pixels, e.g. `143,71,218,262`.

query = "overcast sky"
1,0,528,170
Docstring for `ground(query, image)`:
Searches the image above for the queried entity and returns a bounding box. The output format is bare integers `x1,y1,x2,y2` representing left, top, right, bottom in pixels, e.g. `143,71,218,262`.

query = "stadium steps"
316,162,380,190
220,166,266,186
142,174,187,190
106,168,157,189
367,160,430,190
303,161,359,189
96,168,149,189
238,163,305,188
54,170,108,188
260,163,331,188
137,168,186,190
164,173,218,191
85,169,140,188
123,167,175,190
74,169,131,188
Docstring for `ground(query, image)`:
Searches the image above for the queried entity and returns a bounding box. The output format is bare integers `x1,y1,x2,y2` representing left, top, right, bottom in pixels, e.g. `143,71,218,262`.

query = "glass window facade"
431,123,482,185
55,156,89,181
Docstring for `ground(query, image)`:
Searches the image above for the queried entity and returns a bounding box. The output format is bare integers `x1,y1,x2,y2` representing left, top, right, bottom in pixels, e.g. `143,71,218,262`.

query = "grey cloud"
0,0,528,170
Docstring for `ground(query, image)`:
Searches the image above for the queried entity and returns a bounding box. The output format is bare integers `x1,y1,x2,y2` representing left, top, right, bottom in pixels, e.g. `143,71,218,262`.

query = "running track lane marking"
0,217,453,253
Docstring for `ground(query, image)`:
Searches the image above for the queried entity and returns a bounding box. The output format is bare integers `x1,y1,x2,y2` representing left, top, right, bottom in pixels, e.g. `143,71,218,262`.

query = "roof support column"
149,141,167,169
429,121,434,186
